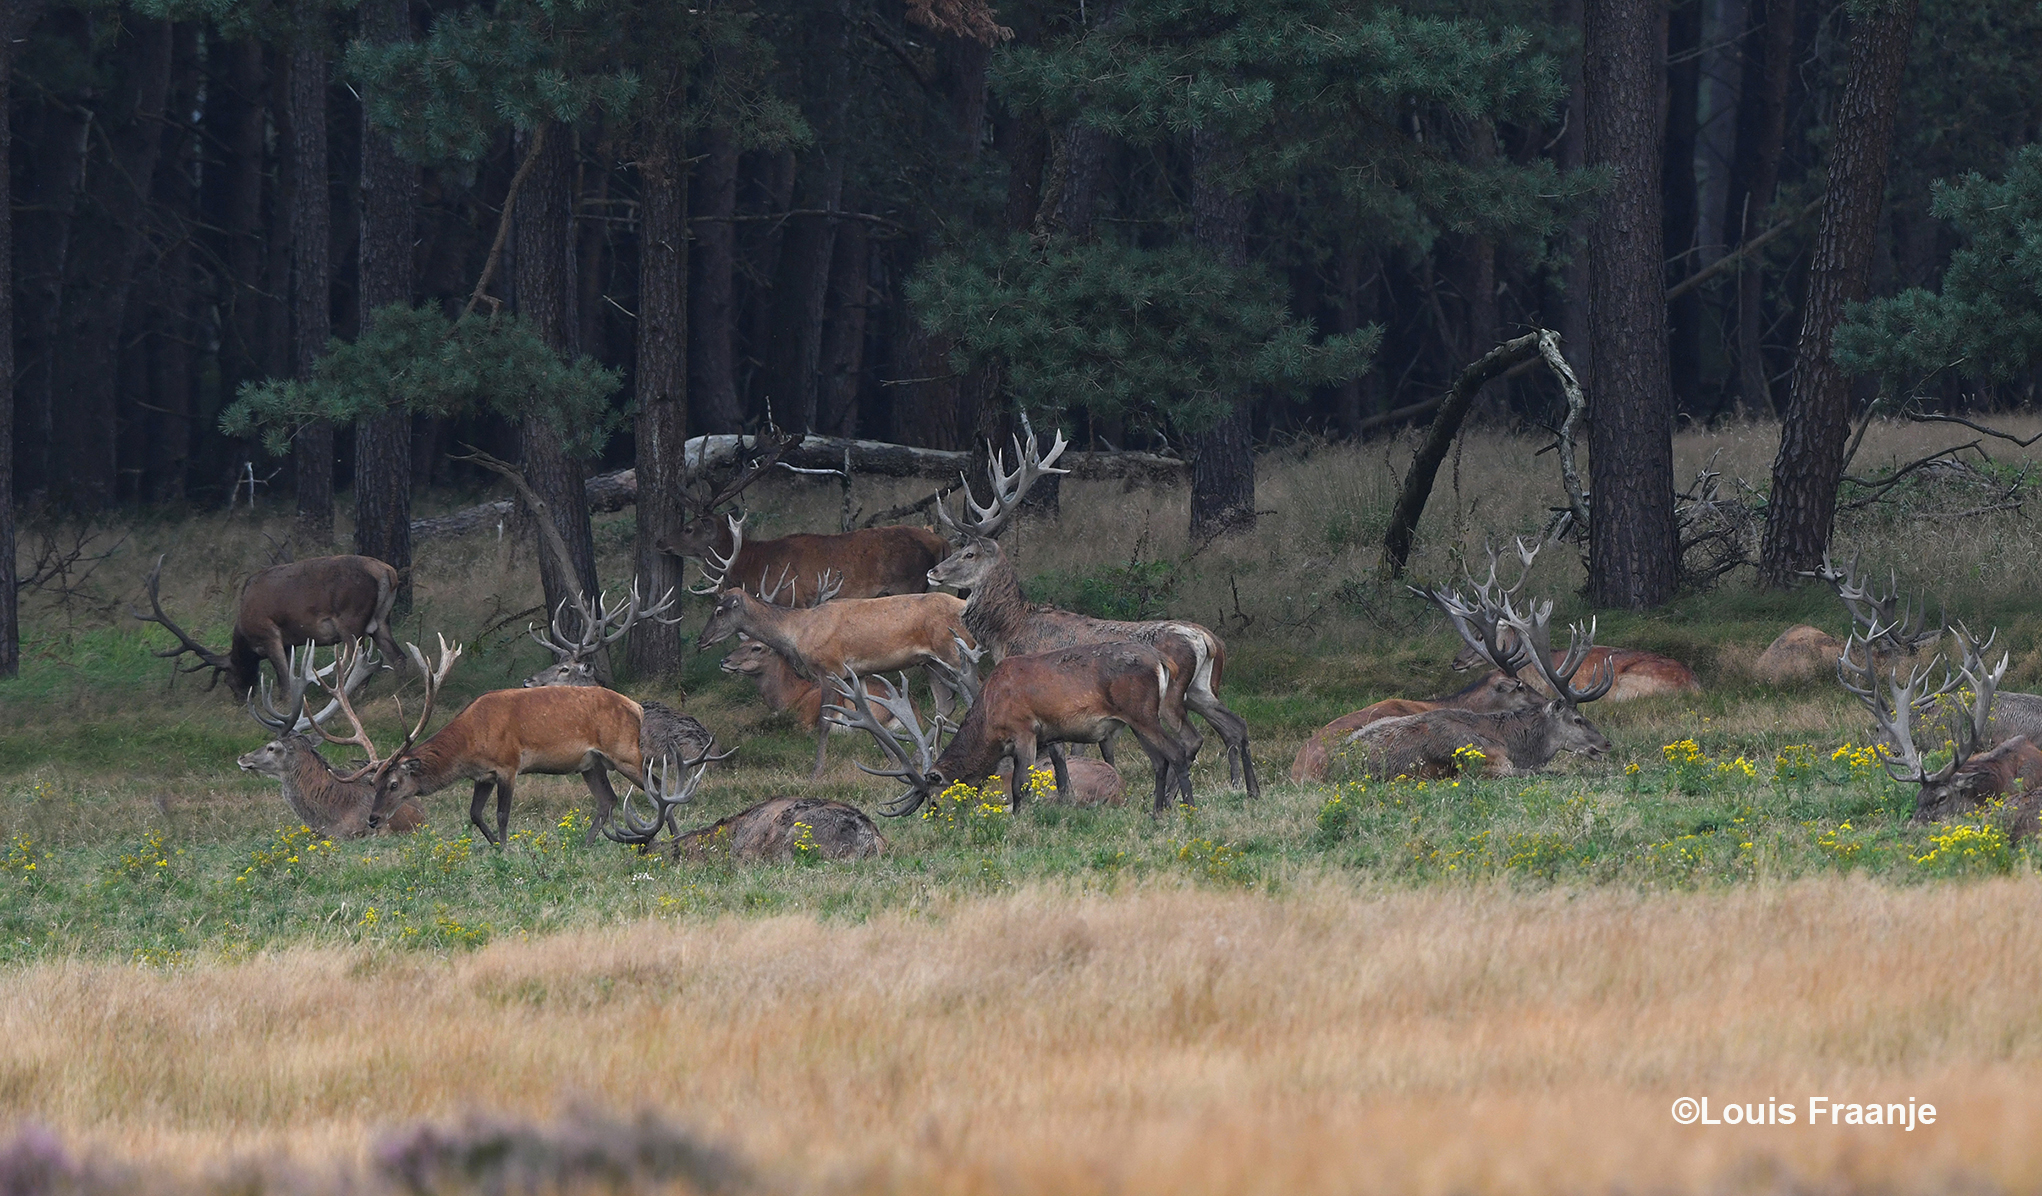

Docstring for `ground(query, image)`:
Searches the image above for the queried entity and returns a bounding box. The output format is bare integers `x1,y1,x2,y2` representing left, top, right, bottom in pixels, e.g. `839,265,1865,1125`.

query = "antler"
1836,626,1964,783
937,414,1071,540
130,554,234,688
1806,552,1943,656
530,581,681,665
1506,599,1615,705
926,634,984,720
823,671,943,817
250,640,380,736
603,753,718,849
1946,622,2009,768
310,639,393,782
1413,539,1540,677
393,634,464,760
812,569,844,606
689,514,746,595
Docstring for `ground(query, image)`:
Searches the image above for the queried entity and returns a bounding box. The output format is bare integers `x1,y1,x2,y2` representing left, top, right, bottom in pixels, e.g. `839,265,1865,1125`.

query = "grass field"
4,418,2042,1192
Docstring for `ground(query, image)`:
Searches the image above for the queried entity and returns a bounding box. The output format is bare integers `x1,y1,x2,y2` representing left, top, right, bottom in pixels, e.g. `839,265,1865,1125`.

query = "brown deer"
235,641,424,837
666,515,951,604
829,640,1201,817
719,635,898,733
695,564,972,777
925,427,1258,797
1342,602,1614,779
134,553,401,699
331,637,651,848
1289,672,1540,783
1838,624,2042,836
603,757,884,862
520,583,679,688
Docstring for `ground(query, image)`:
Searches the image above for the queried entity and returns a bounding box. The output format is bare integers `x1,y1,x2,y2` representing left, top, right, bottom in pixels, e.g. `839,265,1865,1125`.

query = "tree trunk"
765,157,844,432
1554,0,1592,401
0,0,48,676
145,28,202,503
816,219,870,438
1724,0,1797,413
689,126,743,434
291,16,334,545
12,7,88,503
627,117,688,680
1663,0,1704,414
1584,0,1679,608
1187,126,1255,539
1759,0,1919,585
354,0,415,596
50,17,173,510
515,123,601,614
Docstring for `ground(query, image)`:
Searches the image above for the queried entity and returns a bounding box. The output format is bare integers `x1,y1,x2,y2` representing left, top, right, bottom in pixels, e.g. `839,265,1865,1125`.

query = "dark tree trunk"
0,0,50,676
291,18,334,544
144,27,202,502
1332,244,1381,437
1663,0,1704,413
1583,0,1679,608
353,0,415,595
12,7,88,503
765,157,844,432
515,123,601,613
1554,0,1592,399
51,18,173,510
576,137,610,367
1187,126,1255,539
740,149,797,422
816,220,870,438
216,37,270,399
1724,0,1797,413
689,126,743,433
628,118,687,680
1759,0,1919,585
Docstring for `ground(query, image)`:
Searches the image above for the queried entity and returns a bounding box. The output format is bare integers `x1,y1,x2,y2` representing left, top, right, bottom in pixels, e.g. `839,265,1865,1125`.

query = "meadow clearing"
4,418,2042,1193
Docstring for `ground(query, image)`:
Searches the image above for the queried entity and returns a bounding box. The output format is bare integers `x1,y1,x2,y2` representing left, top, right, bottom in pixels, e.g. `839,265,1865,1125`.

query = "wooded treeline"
4,0,2042,675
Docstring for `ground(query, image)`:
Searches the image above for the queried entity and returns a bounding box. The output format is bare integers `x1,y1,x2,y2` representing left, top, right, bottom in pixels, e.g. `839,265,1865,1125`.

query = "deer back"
674,525,950,602
236,556,399,646
726,591,969,676
396,686,647,791
1456,642,1697,702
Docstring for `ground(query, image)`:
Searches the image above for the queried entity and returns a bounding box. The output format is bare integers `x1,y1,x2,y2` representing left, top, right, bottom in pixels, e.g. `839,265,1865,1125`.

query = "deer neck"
403,728,477,795
736,598,808,675
934,702,1007,787
1500,705,1563,768
962,550,1030,654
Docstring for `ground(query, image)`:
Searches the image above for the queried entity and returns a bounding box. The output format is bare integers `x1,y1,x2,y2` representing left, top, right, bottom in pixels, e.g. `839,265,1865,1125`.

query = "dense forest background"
1,0,2040,673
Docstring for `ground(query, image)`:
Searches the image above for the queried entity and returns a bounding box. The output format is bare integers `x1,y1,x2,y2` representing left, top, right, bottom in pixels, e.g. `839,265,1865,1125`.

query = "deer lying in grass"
520,583,679,688
1289,672,1540,783
829,640,1199,818
134,553,401,699
926,426,1257,796
696,532,971,778
235,641,423,837
603,755,883,861
1838,624,2042,835
1440,542,1696,700
1342,565,1614,778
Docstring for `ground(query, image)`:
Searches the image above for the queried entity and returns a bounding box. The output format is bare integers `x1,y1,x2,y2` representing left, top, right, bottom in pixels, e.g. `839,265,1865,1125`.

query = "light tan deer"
235,641,423,837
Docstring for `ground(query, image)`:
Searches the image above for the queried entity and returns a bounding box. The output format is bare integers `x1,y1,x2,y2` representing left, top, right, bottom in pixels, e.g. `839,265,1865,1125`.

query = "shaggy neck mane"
962,543,1031,650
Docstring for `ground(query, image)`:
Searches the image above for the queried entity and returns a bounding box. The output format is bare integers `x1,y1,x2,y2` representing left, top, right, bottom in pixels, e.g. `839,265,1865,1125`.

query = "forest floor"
4,418,2042,1193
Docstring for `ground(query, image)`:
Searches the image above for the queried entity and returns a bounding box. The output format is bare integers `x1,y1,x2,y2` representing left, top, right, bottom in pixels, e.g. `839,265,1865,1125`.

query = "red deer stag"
1290,672,1540,783
654,431,948,604
603,756,883,862
133,553,401,699
1838,624,2042,836
520,582,680,687
695,548,971,777
341,638,653,848
236,641,424,837
1343,601,1613,779
1441,541,1697,700
829,640,1200,817
926,427,1259,797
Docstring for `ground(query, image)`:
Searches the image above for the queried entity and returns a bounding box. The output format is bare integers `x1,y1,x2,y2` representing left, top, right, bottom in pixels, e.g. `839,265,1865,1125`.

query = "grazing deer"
1838,624,2042,835
235,641,423,837
604,758,885,862
520,583,679,688
925,426,1259,797
328,637,651,848
1439,542,1696,700
133,553,400,699
1289,672,1541,783
695,551,972,777
829,641,1200,818
1342,604,1613,779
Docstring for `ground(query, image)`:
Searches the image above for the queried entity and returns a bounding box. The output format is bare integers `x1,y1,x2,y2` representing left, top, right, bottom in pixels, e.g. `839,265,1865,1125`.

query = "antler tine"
1949,622,2008,764
296,638,380,731
1506,599,1614,704
396,634,464,754
690,514,746,595
1836,628,1958,784
759,564,796,606
249,641,318,734
811,569,844,606
596,580,671,648
131,554,234,685
958,422,1072,539
310,640,390,781
925,637,983,715
823,671,940,786
603,756,713,848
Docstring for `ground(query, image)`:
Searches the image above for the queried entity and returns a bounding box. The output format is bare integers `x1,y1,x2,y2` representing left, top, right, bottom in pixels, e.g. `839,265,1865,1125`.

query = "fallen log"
411,436,1185,541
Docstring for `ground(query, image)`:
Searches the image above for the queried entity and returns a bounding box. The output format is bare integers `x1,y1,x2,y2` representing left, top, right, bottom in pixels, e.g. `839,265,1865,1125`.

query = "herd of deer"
127,428,2042,862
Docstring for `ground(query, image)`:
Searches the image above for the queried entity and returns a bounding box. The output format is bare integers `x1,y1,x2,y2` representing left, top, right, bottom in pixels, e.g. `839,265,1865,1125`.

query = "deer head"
1838,621,2004,820
522,581,679,687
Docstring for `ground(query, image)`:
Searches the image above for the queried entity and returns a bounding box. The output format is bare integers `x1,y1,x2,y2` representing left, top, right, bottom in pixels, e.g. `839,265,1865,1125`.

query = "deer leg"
1189,692,1257,797
494,777,517,847
372,624,404,674
581,767,622,846
1048,743,1073,804
1097,729,1118,767
1125,729,1177,817
469,780,498,847
1010,731,1039,810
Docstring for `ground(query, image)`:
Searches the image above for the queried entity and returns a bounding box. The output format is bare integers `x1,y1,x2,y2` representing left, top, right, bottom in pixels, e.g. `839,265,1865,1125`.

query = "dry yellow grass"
9,879,2042,1193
